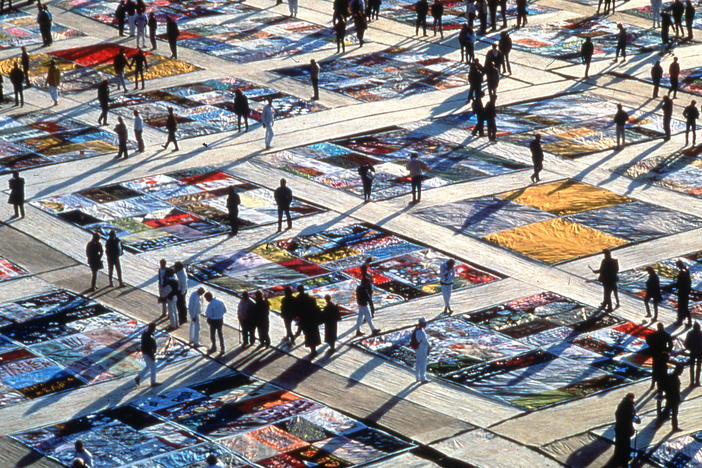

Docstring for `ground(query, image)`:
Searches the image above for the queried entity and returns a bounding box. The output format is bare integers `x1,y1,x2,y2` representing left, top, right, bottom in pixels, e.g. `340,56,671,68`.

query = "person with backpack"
411,317,429,383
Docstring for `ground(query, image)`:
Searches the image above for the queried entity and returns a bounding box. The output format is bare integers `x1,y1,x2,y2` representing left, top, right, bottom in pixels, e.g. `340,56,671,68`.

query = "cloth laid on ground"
0,256,28,282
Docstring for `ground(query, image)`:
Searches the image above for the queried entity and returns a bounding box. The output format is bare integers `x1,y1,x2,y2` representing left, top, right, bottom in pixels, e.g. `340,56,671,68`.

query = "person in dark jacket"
663,363,684,430
485,96,497,141
458,24,475,63
358,163,375,202
581,37,593,78
114,116,129,159
662,11,672,50
97,80,110,126
333,0,349,25
662,95,673,140
415,0,428,36
8,171,24,218
651,61,663,98
86,233,104,291
37,5,53,46
353,10,367,46
280,286,298,343
647,322,673,390
685,0,695,40
644,266,661,321
233,89,249,132
614,393,638,467
105,229,124,287
675,259,692,326
498,31,512,74
226,186,240,236
471,94,485,137
467,59,483,102
487,0,497,31
591,249,619,312
335,17,346,52
115,0,126,36
113,48,130,92
431,0,443,38
166,16,179,58
529,134,543,183
614,23,626,63
685,322,702,386
163,106,179,151
485,63,499,100
237,291,256,347
274,178,293,232
297,285,321,356
323,295,341,353
669,56,680,99
131,48,148,90
354,278,381,336
20,46,30,88
254,290,271,347
9,62,23,107
614,103,628,149
683,100,699,146
515,0,527,27
135,322,159,386
148,11,157,50
310,59,320,100
672,0,684,37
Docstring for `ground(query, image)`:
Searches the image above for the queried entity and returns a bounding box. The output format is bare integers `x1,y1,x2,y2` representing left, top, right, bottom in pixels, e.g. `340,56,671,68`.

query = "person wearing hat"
440,259,455,315
413,317,429,383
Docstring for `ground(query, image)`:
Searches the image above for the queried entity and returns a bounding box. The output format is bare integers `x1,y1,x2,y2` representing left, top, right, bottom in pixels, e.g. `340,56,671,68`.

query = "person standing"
662,11,672,51
499,0,507,28
358,163,375,202
440,259,455,314
484,42,502,70
105,229,124,287
205,292,226,353
113,48,130,92
233,89,249,132
8,171,25,218
333,0,349,25
335,17,346,53
407,153,422,203
131,48,148,90
476,0,487,35
289,0,298,17
591,249,619,312
647,323,673,390
20,46,30,88
135,322,159,386
676,259,692,326
662,95,673,140
685,0,695,40
651,0,662,28
529,134,544,183
415,0,428,36
644,266,661,321
297,285,321,356
97,80,110,126
354,278,381,336
38,5,52,46
360,258,376,317
663,363,684,431
254,291,271,347
163,107,179,151
581,37,594,78
672,0,684,38
157,259,167,316
458,24,475,63
86,233,104,291
515,0,527,27
369,0,381,20
498,31,512,74
133,109,144,153
487,0,497,31
125,0,136,36
74,441,93,468
161,268,179,329
166,17,179,59
226,186,240,236
116,0,126,36
431,0,444,38
485,95,497,142
615,23,626,63
613,393,639,468
237,291,256,347
262,97,274,149
651,60,663,98
9,62,23,107
274,178,293,232
412,317,429,383
135,8,147,48
614,103,628,149
174,261,188,325
683,100,699,146
669,56,681,99
353,11,367,46
281,287,298,343
472,93,485,137
46,59,60,106
114,116,128,160
310,59,320,100
467,59,483,101
188,287,205,347
322,295,341,353
685,322,702,386
148,12,157,50
485,62,499,100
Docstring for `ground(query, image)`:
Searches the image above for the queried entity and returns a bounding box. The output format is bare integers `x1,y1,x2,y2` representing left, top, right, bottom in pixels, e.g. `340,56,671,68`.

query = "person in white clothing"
440,259,455,315
188,287,205,346
205,292,227,354
262,97,274,149
161,268,179,329
414,317,429,383
74,440,93,468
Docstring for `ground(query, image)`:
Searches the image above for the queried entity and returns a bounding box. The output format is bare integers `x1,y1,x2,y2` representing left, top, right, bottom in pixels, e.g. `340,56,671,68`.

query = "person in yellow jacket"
47,59,60,106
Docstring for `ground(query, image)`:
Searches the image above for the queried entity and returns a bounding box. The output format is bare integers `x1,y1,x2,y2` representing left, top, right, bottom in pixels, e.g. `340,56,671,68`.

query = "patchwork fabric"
641,65,702,97
188,223,500,317
648,432,702,467
0,256,28,282
359,292,678,411
274,47,470,102
0,290,196,409
624,5,702,30
10,373,413,467
0,9,83,48
414,180,702,264
0,110,120,174
32,167,325,252
261,125,529,201
107,77,325,140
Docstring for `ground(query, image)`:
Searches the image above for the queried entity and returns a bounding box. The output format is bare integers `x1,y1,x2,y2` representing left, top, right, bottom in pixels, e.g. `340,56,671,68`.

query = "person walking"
412,317,429,383
205,291,226,353
105,229,124,287
672,0,684,38
458,24,475,63
274,178,293,232
669,56,681,99
254,290,271,347
297,285,322,356
685,322,702,386
133,109,144,153
407,153,422,203
683,100,699,146
663,95,673,140
161,268,179,329
354,278,381,336
20,46,30,88
73,441,93,468
131,48,148,90
685,0,695,40
226,186,240,236
86,233,104,291
675,259,692,326
188,287,205,347
97,80,110,126
163,107,179,151
498,31,512,74
233,89,249,132
663,363,684,430
651,0,662,28
614,103,628,149
135,9,147,48
280,286,298,343
166,17,179,58
581,37,594,78
8,171,25,218
335,17,346,52
310,59,320,100
485,95,497,141
135,322,159,386
237,291,256,347
651,60,663,98
9,62,24,107
613,393,639,468
415,0,428,35
359,163,375,202
591,249,619,312
644,266,661,321
174,261,188,325
46,59,60,106
262,97,274,149
530,134,544,183
322,294,341,353
431,0,444,38
148,12,157,50
116,0,126,36
615,23,626,63
515,0,527,27
113,48,130,92
38,5,53,46
440,259,455,314
114,116,129,159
